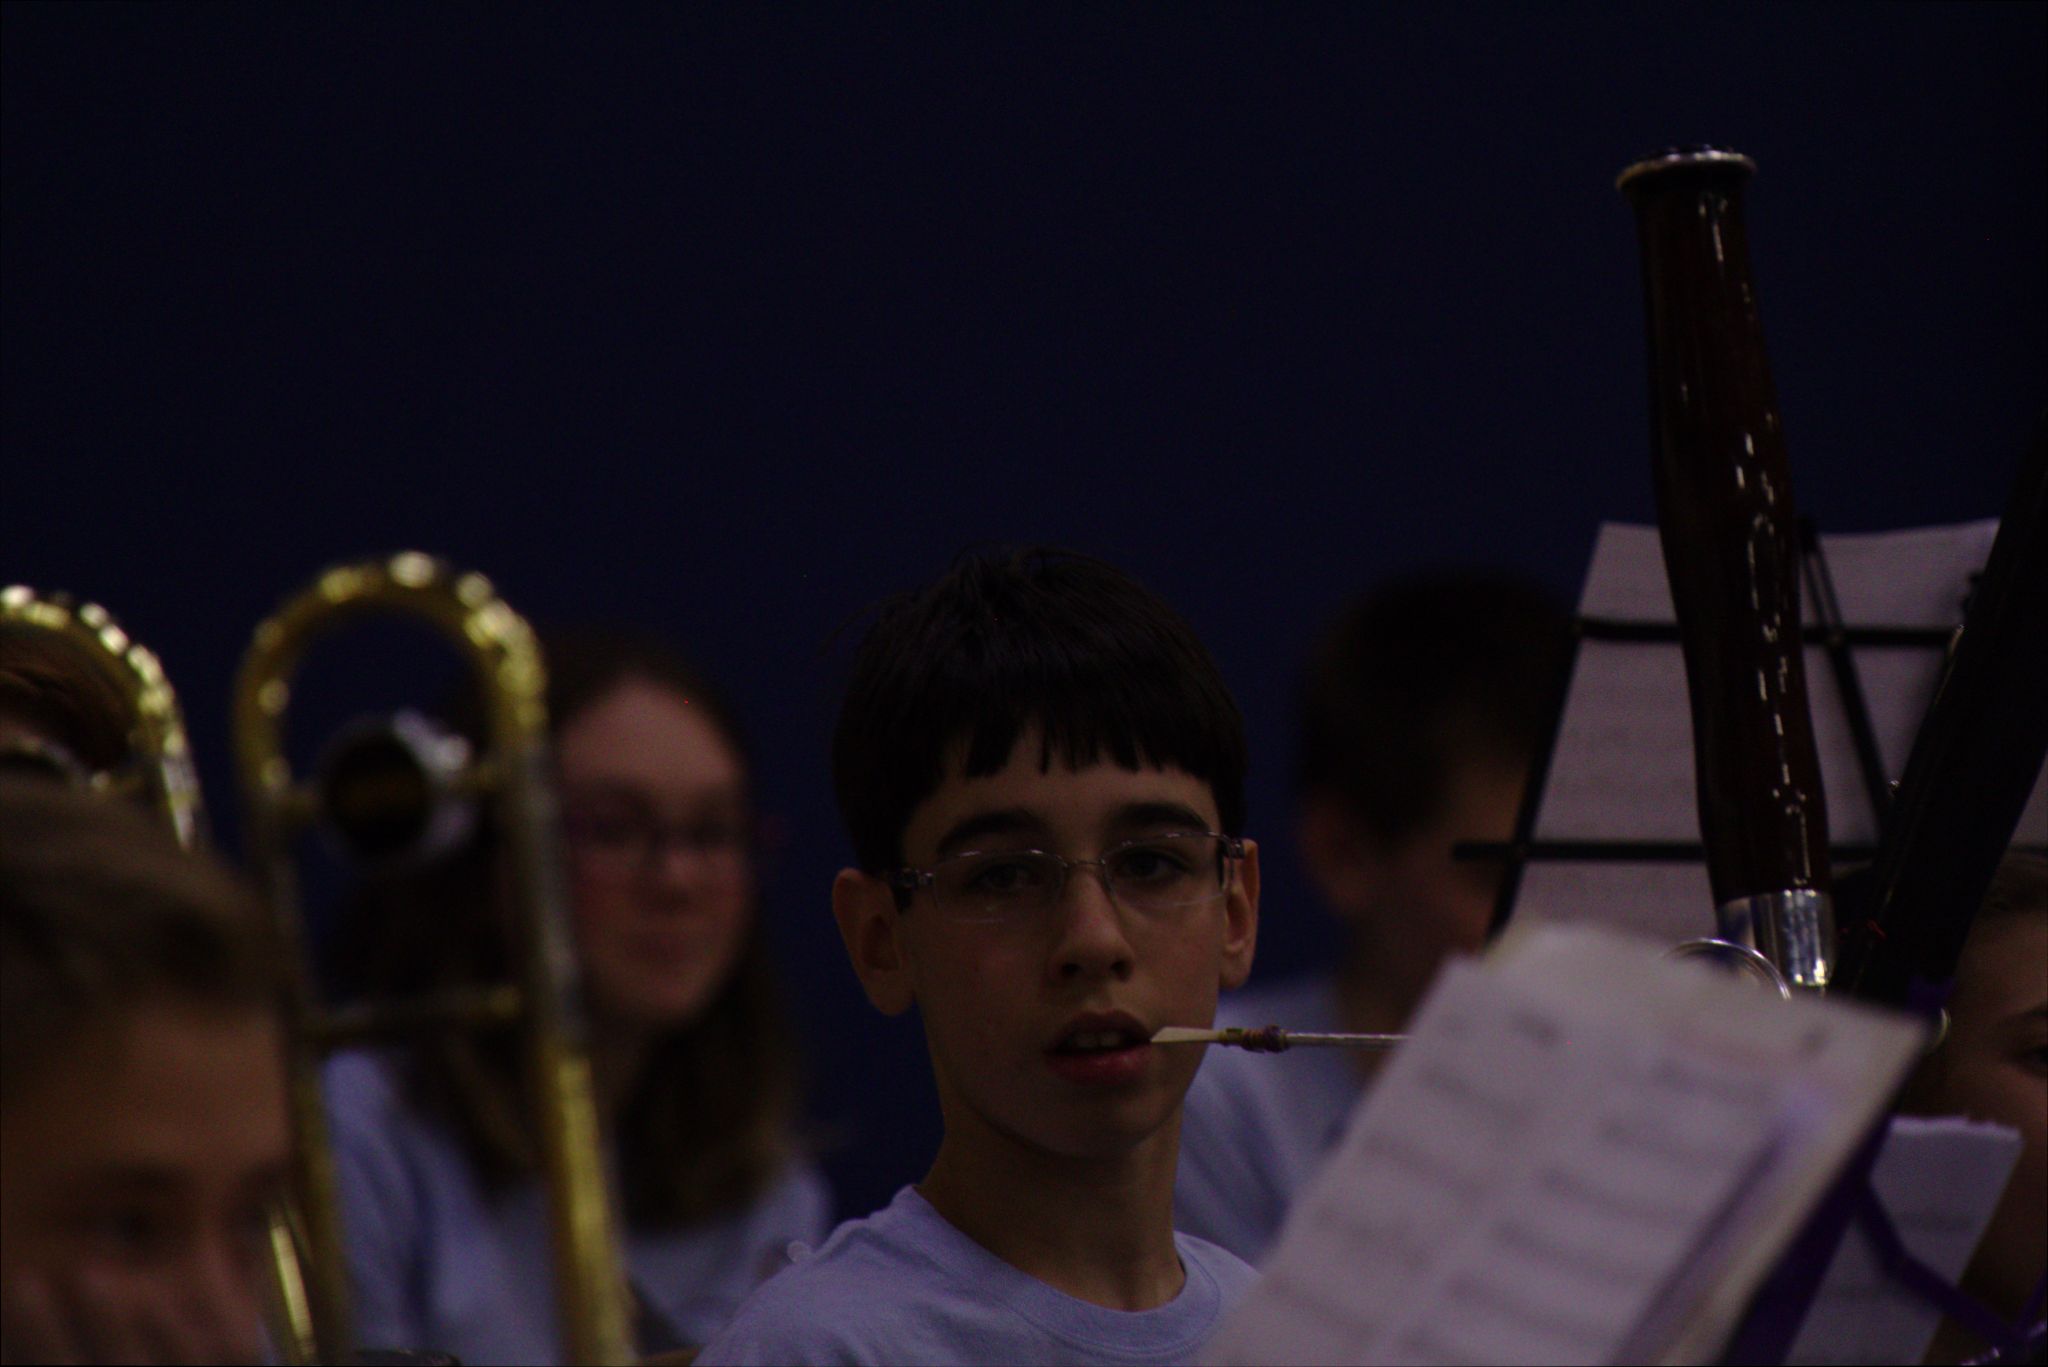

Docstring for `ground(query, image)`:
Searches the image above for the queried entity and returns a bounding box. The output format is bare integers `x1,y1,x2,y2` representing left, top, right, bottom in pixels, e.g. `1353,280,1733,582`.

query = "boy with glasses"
696,548,1260,1365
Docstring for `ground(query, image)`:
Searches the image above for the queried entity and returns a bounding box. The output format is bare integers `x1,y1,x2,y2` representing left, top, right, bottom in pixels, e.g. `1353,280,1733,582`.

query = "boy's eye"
959,855,1053,898
1111,843,1196,885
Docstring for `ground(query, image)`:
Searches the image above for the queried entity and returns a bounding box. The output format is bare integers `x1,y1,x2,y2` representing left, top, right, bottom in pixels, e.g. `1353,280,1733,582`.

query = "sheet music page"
1784,1116,2022,1366
1201,924,1926,1367
1514,519,2046,948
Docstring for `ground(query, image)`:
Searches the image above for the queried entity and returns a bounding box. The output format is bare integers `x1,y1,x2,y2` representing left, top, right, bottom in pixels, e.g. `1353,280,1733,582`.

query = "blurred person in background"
1900,851,2047,1364
1,779,288,1366
323,628,828,1364
1174,570,1571,1264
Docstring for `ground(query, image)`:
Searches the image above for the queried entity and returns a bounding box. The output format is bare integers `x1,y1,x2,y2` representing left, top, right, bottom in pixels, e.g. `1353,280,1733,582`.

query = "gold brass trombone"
232,552,634,1366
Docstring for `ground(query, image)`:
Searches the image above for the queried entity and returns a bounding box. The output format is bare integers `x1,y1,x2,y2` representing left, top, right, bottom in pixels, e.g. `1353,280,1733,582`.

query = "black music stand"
1469,518,2044,948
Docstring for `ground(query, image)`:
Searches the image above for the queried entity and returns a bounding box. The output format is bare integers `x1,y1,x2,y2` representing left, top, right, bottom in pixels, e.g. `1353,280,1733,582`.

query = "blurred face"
556,678,755,1033
0,1001,288,1364
1305,757,1525,1005
1916,909,2048,1318
1383,759,1523,956
870,738,1257,1163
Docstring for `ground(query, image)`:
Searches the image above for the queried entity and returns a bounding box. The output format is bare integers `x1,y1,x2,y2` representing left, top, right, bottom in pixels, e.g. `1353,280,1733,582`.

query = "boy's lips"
1046,1009,1150,1051
1045,1010,1153,1086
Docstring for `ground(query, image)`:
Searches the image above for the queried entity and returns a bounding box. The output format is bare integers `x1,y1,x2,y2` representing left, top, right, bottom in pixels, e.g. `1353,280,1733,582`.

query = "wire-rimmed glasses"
890,831,1244,925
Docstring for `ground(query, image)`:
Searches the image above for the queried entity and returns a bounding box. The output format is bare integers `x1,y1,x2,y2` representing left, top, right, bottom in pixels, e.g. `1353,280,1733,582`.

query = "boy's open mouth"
1051,1026,1149,1054
1045,1013,1153,1084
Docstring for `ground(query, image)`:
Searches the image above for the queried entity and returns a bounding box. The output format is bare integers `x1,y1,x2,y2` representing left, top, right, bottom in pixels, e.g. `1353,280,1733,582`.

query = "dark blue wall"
7,2,2044,1221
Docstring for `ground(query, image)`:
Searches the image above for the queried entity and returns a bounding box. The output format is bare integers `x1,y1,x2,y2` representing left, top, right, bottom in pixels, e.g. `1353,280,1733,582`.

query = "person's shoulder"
694,1188,954,1366
755,1184,944,1297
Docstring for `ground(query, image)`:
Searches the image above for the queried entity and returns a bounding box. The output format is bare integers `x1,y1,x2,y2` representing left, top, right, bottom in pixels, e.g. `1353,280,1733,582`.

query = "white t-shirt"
697,1184,1258,1366
324,1049,831,1364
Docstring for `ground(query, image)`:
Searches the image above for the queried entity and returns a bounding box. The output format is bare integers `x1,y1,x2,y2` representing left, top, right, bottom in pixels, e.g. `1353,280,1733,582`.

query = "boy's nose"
1049,865,1135,981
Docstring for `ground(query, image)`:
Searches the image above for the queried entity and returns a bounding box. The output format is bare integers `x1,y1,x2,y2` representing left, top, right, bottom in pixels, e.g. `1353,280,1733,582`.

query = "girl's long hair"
336,628,802,1226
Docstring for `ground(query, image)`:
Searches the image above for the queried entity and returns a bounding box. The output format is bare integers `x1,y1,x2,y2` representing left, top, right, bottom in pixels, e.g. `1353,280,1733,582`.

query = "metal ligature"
1618,147,1835,993
232,552,634,1365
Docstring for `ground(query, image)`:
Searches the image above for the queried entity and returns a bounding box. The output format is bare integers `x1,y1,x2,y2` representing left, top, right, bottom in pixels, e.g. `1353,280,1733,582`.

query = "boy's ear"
1219,838,1259,991
832,868,916,1016
1297,794,1384,916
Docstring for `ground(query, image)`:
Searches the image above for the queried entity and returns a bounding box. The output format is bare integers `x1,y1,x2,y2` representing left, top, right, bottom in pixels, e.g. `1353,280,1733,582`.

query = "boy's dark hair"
0,778,281,1109
832,547,1247,873
339,627,804,1228
1299,570,1571,844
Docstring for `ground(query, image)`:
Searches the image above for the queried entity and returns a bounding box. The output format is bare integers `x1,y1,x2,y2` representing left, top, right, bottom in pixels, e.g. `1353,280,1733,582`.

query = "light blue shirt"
323,1050,830,1365
696,1185,1258,1366
1173,975,1364,1266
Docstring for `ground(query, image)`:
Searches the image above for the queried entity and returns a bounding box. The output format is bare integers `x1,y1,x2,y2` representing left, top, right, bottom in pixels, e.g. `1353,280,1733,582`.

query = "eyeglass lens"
931,833,1230,922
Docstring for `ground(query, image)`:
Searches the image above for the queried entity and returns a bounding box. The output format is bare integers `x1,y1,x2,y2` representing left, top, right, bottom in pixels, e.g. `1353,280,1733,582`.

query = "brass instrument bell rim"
2,584,204,849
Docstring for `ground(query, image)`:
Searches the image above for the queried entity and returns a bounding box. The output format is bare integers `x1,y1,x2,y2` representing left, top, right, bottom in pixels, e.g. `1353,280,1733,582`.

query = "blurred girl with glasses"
323,628,826,1364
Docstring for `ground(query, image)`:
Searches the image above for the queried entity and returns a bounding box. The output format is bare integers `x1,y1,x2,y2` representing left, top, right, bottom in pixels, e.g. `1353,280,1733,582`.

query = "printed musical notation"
1201,924,1928,1366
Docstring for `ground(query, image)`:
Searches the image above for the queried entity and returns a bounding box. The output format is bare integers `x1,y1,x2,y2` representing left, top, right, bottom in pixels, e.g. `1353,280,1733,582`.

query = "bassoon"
1618,147,1835,992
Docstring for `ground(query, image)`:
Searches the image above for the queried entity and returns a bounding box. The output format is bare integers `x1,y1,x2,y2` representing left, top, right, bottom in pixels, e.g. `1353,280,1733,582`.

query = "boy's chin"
1009,1092,1188,1163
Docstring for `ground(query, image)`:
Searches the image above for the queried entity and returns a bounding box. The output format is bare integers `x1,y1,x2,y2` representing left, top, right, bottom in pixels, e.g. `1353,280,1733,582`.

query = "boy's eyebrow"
1107,801,1214,835
934,808,1047,858
930,801,1216,860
